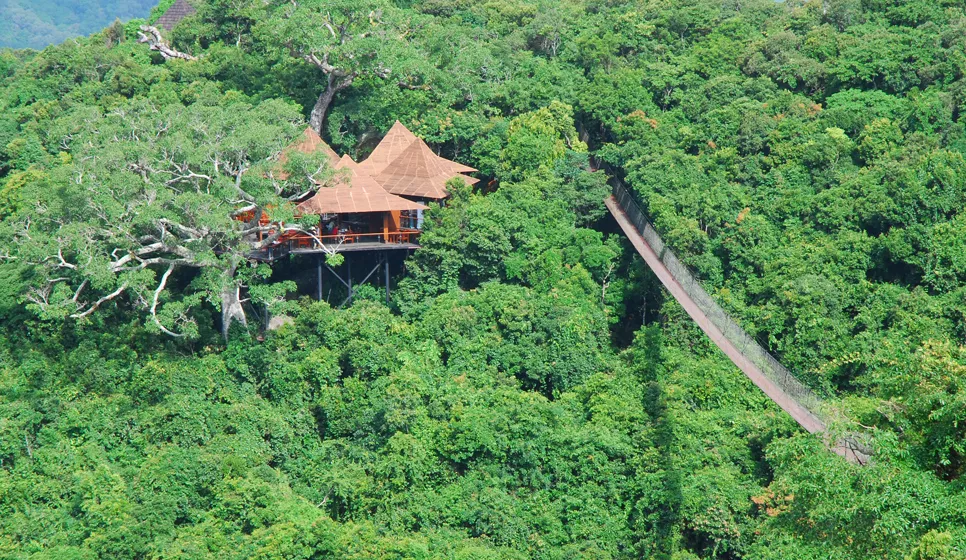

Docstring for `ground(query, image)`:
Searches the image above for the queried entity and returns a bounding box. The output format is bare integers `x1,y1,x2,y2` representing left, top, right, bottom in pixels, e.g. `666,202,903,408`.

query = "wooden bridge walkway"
606,183,869,464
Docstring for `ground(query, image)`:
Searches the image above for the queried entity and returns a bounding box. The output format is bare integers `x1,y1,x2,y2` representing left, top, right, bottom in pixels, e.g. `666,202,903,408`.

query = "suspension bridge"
606,181,869,464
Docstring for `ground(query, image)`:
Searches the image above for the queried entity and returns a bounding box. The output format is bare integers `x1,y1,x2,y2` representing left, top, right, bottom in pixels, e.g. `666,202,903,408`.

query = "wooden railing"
315,231,421,245
264,229,422,251
607,179,871,464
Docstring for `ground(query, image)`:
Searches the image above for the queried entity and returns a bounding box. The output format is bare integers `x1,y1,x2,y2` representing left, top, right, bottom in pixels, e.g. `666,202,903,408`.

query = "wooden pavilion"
246,122,477,303
252,121,477,258
249,162,427,260
294,158,428,248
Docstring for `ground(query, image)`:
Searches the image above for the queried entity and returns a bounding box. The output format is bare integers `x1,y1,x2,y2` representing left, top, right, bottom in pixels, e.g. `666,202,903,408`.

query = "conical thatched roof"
358,120,478,176
276,127,340,181
334,154,359,171
358,120,478,200
373,138,478,200
156,0,196,31
296,165,427,215
358,121,419,176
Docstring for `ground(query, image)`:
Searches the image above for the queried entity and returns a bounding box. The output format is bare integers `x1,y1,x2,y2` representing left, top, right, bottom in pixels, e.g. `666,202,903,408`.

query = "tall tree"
255,0,409,133
1,97,332,337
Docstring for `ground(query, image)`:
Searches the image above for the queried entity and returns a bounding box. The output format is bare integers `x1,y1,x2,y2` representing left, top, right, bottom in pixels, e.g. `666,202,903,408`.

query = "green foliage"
0,94,323,336
905,530,965,560
499,100,587,182
2,0,966,558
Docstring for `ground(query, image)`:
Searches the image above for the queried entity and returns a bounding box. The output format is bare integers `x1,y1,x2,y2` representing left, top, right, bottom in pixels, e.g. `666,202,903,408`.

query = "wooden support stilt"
325,264,349,288
317,257,323,301
329,254,386,307
384,253,390,304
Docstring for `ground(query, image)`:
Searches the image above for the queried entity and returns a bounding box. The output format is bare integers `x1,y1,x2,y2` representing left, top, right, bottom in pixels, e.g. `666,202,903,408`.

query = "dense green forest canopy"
1,0,966,558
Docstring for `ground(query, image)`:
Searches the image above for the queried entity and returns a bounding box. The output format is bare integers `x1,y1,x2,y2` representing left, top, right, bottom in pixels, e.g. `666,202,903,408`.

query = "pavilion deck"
250,231,421,261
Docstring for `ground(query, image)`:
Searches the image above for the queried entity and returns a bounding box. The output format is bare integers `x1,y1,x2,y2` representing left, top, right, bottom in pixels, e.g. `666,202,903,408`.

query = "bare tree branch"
137,26,198,61
71,282,129,319
73,279,89,303
151,265,185,337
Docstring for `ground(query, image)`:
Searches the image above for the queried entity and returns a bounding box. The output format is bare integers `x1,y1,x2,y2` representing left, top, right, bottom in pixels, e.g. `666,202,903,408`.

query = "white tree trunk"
221,284,247,338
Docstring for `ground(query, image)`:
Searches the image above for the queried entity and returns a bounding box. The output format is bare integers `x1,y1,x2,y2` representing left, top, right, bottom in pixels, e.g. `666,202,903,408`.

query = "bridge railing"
611,180,828,422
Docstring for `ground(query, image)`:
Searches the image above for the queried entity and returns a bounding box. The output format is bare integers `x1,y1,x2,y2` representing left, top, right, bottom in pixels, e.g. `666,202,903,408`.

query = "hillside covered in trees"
1,0,966,558
0,0,157,49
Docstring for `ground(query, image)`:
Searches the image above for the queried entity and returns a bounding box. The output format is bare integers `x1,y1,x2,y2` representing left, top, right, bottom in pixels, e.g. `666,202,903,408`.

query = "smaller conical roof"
358,120,419,176
373,140,478,200
326,154,361,189
292,127,340,164
276,127,340,181
334,154,359,171
156,0,196,31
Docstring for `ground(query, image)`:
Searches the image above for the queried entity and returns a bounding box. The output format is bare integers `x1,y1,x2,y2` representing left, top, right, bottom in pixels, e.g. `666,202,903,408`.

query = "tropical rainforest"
1,0,966,558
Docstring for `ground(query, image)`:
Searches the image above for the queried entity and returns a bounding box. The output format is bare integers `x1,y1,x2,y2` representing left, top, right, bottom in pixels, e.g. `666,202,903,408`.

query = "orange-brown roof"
296,166,427,214
359,120,478,176
445,159,478,174
358,121,418,176
276,127,340,180
334,154,359,171
373,139,479,199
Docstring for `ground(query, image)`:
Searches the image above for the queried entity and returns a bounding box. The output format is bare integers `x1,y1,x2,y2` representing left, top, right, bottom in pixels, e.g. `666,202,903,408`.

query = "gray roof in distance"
157,0,196,31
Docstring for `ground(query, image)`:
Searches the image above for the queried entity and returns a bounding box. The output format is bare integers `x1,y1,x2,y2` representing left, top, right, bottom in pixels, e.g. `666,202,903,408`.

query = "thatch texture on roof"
156,0,196,31
357,121,418,176
373,139,479,200
276,127,340,181
296,167,427,215
444,159,478,174
334,154,359,171
357,120,479,200
359,120,478,177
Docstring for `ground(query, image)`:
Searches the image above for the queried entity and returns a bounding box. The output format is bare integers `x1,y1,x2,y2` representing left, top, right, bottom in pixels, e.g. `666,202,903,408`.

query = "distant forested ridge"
1,0,966,559
0,0,156,49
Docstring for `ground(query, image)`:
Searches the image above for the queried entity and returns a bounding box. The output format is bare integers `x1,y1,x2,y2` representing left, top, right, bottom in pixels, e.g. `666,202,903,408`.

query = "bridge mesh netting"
611,181,828,426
